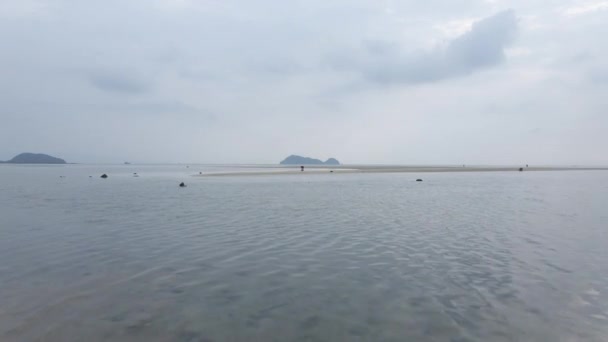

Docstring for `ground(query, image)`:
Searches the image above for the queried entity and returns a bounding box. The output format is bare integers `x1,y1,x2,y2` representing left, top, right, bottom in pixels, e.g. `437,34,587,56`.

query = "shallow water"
1,164,608,341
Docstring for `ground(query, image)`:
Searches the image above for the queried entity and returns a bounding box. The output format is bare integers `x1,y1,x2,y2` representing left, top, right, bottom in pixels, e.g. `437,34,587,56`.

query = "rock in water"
416,179,423,182
101,174,108,179
179,182,186,187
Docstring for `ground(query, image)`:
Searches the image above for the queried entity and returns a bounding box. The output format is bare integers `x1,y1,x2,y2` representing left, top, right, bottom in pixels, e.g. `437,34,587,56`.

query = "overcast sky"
1,0,607,164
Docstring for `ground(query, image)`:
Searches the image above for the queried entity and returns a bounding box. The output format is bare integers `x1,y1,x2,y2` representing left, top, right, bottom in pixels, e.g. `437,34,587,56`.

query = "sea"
1,164,607,341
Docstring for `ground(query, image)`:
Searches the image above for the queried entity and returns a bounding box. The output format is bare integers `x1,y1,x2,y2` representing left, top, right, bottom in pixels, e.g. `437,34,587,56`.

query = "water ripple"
1,167,608,341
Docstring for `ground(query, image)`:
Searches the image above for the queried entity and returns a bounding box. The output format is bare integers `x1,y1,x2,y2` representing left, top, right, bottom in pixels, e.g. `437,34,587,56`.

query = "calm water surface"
1,164,608,341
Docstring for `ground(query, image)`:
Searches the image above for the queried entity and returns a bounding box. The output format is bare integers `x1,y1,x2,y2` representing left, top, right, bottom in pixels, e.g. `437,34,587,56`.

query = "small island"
0,153,67,164
280,155,340,165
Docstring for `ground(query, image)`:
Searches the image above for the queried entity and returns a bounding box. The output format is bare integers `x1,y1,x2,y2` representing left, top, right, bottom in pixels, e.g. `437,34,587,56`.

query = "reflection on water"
1,164,608,341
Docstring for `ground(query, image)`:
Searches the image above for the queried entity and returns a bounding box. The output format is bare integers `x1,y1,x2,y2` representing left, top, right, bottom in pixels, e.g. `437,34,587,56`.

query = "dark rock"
101,174,108,179
179,182,186,187
2,153,66,164
416,179,423,182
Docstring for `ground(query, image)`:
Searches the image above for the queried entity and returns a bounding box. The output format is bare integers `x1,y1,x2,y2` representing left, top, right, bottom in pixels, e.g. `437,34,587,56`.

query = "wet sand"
196,165,608,177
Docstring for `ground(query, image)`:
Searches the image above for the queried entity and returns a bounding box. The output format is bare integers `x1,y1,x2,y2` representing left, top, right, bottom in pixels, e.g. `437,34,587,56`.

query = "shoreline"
195,166,608,177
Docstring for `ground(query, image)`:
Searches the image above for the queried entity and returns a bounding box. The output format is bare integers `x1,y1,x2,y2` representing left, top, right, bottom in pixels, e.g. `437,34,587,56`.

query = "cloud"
434,17,480,37
0,0,49,18
1,1,608,165
333,10,517,85
588,68,608,85
561,1,608,16
87,69,149,94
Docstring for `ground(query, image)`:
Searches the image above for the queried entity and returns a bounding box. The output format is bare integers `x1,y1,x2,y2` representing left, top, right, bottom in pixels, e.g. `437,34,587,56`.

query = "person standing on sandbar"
301,166,304,172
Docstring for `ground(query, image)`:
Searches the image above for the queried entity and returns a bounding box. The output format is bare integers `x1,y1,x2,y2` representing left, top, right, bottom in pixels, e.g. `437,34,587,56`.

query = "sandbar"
195,165,608,177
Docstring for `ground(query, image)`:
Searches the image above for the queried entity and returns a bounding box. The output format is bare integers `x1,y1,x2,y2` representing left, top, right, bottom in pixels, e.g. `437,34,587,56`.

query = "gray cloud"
1,1,607,165
588,68,608,85
87,69,148,94
335,10,517,85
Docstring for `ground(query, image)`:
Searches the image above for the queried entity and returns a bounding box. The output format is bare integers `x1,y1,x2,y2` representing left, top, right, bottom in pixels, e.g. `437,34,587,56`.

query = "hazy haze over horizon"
1,0,607,165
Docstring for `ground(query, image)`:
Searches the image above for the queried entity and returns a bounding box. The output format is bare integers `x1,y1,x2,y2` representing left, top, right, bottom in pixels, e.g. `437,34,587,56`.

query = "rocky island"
0,153,67,164
280,155,340,165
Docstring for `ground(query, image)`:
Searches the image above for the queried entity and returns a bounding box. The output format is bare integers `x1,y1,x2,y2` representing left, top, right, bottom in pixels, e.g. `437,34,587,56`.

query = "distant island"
280,155,340,165
0,153,67,164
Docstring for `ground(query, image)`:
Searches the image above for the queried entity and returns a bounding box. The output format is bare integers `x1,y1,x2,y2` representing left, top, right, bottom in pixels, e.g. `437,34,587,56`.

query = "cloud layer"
336,10,517,85
1,1,607,165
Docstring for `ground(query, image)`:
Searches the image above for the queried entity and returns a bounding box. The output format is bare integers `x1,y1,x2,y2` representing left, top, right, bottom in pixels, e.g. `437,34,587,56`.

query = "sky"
1,0,607,165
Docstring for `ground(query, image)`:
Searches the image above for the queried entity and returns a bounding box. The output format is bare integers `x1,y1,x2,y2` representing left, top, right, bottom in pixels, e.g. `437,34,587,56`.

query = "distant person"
301,166,304,172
